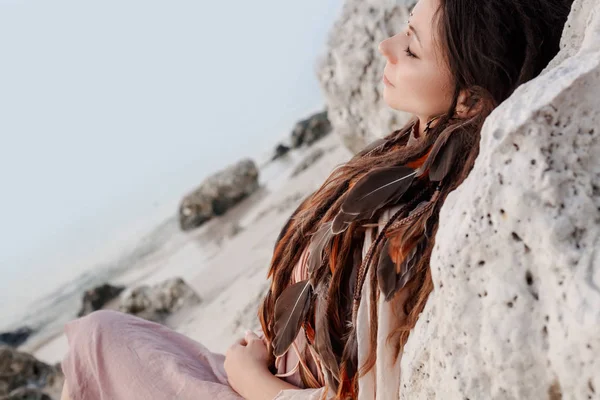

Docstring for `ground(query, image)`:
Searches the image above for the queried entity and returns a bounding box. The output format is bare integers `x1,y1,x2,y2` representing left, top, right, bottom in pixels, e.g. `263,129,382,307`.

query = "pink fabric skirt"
61,310,244,400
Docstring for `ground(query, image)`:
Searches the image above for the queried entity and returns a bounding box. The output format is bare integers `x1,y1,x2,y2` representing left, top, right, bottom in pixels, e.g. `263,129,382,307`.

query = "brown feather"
342,166,416,214
378,230,429,300
297,344,322,389
428,134,461,181
376,239,397,300
331,215,349,235
272,280,314,357
399,241,419,276
358,186,437,306
331,166,416,234
306,221,334,281
313,286,340,390
393,238,427,297
351,207,407,321
417,131,463,181
387,188,440,237
337,328,358,399
328,234,341,274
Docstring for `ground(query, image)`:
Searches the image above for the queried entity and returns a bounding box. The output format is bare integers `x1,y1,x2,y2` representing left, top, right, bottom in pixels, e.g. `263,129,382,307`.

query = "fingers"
245,329,261,343
228,330,260,354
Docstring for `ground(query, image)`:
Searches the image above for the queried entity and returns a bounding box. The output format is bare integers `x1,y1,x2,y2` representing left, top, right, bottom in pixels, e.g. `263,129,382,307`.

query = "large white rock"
400,1,600,399
317,0,416,153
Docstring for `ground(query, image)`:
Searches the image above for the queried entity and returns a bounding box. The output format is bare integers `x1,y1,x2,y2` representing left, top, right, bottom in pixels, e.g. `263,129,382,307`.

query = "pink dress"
62,309,243,400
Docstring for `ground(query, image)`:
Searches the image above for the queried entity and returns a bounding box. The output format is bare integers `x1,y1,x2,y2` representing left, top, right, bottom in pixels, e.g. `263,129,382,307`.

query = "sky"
0,0,343,309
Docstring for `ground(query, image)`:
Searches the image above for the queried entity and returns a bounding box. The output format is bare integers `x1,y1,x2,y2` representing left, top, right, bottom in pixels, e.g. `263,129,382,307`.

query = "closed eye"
404,46,417,59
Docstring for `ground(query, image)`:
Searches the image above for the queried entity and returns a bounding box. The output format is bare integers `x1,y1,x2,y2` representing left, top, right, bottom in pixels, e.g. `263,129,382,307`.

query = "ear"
455,89,483,119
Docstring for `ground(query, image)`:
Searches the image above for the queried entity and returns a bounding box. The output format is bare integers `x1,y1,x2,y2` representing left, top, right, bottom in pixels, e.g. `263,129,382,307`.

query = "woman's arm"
60,383,72,400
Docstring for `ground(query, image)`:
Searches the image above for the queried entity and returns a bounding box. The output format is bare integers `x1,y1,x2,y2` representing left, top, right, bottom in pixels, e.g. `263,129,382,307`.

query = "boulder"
399,1,600,398
179,159,259,231
317,0,416,153
77,283,125,317
0,328,33,348
290,111,332,148
118,278,201,323
0,346,63,400
271,143,291,161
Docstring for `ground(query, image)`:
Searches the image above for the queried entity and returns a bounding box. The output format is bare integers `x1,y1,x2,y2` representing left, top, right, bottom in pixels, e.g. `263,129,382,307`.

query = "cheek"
387,62,454,115
420,70,454,110
382,62,422,111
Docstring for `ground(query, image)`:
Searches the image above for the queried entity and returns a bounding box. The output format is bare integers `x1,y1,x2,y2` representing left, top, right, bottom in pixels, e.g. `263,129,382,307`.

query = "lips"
383,74,395,87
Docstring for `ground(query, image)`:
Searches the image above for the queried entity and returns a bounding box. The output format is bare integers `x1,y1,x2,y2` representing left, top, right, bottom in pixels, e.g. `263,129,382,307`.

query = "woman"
60,0,573,399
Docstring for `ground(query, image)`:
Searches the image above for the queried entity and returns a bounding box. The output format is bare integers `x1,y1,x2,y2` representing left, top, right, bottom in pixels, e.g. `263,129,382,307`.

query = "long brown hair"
259,0,573,398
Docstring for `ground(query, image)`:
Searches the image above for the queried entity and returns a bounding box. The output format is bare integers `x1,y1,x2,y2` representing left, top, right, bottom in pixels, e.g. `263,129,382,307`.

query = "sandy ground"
32,133,352,365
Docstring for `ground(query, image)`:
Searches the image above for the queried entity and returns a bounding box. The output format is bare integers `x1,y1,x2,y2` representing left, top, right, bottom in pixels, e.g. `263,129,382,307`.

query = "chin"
382,90,406,112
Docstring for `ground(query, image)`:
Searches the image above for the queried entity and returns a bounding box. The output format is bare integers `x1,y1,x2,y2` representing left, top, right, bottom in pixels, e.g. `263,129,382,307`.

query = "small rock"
77,283,125,317
290,111,332,148
179,159,259,231
0,346,63,399
271,144,291,161
118,278,201,323
0,328,34,348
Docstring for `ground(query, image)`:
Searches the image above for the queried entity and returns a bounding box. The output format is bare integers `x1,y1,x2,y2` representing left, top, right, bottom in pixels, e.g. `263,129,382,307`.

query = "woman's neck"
415,117,425,138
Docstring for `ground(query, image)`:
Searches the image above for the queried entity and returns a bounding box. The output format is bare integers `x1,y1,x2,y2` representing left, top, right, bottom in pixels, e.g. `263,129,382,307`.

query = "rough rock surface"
317,0,416,153
0,346,63,400
399,1,600,399
179,159,259,231
118,278,201,323
77,283,125,317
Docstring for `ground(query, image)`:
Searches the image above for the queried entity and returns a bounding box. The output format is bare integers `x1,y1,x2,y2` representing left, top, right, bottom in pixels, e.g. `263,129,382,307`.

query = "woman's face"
378,0,455,122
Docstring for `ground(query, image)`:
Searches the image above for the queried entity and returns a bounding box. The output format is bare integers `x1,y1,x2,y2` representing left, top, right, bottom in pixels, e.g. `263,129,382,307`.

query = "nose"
378,36,398,64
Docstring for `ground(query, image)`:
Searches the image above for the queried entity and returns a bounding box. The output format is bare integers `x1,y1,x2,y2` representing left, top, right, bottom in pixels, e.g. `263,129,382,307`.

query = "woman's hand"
225,330,300,400
224,330,271,396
